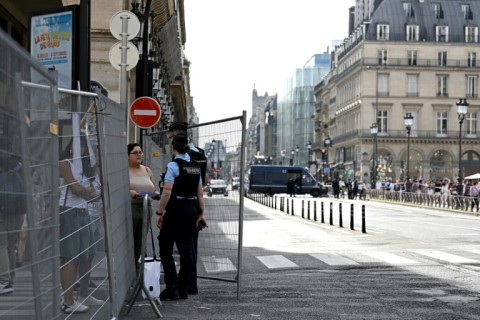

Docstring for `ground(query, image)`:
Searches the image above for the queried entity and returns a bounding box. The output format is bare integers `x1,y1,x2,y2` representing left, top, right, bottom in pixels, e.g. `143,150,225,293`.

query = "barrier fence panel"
92,93,134,317
1,28,61,320
1,29,135,319
148,114,246,298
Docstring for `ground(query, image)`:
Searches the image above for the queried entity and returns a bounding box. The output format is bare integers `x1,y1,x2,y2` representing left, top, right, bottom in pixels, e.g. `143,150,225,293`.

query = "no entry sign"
129,97,161,128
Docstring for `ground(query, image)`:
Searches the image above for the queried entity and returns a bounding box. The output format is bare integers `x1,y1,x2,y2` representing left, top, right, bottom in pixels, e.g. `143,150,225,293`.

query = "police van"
248,165,327,197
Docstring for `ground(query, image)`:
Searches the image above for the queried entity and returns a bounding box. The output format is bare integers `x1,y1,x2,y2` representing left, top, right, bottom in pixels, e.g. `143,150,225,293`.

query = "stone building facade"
315,0,480,183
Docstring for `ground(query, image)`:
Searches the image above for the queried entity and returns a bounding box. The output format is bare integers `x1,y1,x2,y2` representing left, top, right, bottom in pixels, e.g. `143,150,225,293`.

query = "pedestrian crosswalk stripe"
200,256,237,273
309,253,359,266
364,252,419,265
416,250,479,264
469,249,480,256
199,249,480,274
256,255,298,269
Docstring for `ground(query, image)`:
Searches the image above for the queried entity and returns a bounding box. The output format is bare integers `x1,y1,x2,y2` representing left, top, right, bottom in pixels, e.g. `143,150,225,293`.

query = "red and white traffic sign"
129,97,161,128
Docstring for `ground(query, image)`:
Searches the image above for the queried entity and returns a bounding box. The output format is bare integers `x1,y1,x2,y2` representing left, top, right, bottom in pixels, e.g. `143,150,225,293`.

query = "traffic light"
321,149,327,161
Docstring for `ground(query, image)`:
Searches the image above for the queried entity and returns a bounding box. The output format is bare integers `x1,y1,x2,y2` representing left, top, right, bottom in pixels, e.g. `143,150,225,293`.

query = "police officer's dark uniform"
156,132,203,300
162,122,207,295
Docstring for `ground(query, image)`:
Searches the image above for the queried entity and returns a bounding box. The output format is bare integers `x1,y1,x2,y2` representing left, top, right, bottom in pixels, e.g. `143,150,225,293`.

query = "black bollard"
307,201,310,220
291,199,294,216
350,203,354,230
275,197,277,210
321,202,325,223
287,199,289,214
302,200,305,218
329,202,333,225
339,203,343,228
314,202,317,221
362,205,366,233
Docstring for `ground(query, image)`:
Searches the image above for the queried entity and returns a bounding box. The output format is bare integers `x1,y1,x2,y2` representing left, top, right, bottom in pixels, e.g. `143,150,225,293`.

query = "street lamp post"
295,145,299,166
456,98,469,190
323,137,332,180
211,139,221,178
307,141,312,162
370,123,378,189
291,149,295,166
307,141,316,179
281,150,286,165
404,113,414,181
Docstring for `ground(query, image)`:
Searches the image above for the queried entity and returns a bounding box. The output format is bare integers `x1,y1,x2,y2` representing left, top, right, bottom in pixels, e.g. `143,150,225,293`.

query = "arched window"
430,150,452,181
462,150,480,177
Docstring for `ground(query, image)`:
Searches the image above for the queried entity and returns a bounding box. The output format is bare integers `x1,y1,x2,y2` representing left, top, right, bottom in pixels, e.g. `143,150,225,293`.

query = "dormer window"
436,25,449,42
377,24,390,40
406,25,419,41
433,3,444,19
465,26,478,42
403,2,414,17
462,4,473,20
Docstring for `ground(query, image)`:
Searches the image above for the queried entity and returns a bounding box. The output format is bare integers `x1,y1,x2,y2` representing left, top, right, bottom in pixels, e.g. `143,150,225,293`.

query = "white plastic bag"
142,257,161,299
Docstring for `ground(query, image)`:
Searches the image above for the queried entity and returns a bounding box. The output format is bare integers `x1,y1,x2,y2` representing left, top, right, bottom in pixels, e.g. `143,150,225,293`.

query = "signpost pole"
120,14,128,123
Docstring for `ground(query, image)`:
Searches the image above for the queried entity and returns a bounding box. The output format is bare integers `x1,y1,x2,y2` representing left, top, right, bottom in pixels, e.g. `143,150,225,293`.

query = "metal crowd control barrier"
125,195,162,318
147,113,247,300
368,189,479,213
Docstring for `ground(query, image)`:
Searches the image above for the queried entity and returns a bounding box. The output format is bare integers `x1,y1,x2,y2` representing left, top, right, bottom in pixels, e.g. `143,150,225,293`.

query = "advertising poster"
30,10,74,90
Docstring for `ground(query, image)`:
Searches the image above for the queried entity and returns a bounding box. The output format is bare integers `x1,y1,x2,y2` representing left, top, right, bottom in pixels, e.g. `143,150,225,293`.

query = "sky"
184,0,355,123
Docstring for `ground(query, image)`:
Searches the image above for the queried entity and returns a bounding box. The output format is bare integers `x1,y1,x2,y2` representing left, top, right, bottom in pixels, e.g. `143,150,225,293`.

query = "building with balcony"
315,0,480,183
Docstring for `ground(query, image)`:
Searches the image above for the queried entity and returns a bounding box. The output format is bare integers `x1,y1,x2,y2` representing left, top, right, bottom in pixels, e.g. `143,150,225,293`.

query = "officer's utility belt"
175,197,197,204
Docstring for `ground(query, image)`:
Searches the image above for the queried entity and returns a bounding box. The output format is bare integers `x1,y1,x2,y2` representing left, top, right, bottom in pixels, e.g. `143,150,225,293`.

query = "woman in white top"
128,143,159,273
59,138,98,314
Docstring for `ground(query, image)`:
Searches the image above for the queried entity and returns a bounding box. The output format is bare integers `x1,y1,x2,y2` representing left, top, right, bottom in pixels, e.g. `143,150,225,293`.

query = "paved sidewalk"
119,265,480,320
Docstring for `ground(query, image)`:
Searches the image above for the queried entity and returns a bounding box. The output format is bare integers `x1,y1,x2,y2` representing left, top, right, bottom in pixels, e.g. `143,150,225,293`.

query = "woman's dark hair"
171,133,190,154
172,142,190,154
127,142,141,155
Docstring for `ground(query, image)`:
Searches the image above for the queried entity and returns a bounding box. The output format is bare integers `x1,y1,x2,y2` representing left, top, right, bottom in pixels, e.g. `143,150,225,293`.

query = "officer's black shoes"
160,287,179,301
178,289,188,299
187,286,198,295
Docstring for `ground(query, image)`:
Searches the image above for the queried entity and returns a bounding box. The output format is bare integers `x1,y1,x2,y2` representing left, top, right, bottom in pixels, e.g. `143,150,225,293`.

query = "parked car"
207,179,229,197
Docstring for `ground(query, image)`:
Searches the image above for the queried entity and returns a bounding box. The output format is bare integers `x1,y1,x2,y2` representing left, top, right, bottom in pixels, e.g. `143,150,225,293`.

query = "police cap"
168,122,188,132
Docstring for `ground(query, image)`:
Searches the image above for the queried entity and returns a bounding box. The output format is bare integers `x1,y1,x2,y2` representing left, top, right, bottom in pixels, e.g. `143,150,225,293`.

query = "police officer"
156,132,206,300
164,122,207,295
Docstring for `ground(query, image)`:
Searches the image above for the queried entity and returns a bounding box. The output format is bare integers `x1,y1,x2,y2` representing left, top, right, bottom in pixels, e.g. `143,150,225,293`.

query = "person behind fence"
156,132,206,301
332,178,340,198
128,143,160,275
0,137,26,295
286,177,295,197
165,122,207,295
78,144,105,306
470,181,479,212
58,138,98,314
357,180,366,200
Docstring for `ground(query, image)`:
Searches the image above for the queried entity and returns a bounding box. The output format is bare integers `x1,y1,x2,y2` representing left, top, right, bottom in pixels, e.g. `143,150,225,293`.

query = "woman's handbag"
142,218,161,299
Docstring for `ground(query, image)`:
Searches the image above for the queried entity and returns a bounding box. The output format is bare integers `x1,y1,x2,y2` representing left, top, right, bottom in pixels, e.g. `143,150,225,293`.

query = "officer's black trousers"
158,202,197,291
